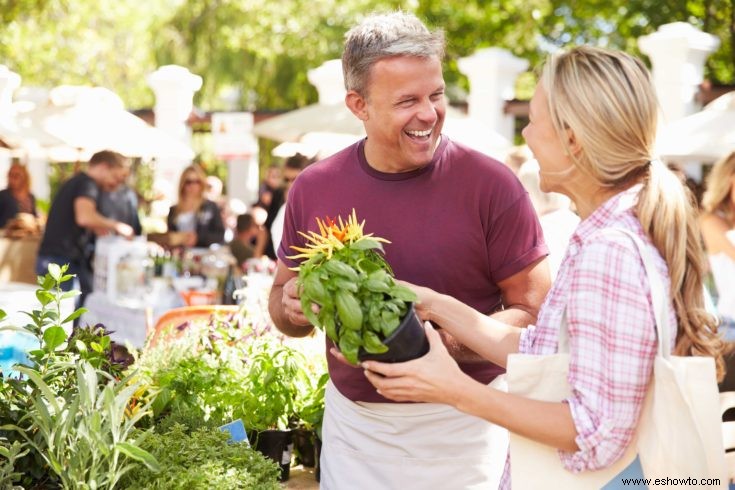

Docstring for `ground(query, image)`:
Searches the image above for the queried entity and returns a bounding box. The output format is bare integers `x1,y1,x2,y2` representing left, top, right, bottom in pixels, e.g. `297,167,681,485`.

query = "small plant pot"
292,428,317,467
358,303,429,363
249,429,293,482
315,435,322,482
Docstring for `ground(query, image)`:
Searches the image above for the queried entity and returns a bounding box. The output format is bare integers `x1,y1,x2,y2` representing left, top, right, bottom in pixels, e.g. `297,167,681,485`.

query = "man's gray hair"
342,11,445,96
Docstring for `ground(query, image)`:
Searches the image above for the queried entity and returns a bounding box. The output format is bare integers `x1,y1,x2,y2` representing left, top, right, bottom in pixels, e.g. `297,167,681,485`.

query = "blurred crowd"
2,144,735,332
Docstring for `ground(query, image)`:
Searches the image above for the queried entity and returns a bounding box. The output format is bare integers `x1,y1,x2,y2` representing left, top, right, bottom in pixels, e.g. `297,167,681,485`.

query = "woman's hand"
361,322,471,405
397,281,442,324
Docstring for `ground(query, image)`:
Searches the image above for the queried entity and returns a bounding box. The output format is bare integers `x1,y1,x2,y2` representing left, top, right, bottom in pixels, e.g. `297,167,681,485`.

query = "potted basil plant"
289,210,428,365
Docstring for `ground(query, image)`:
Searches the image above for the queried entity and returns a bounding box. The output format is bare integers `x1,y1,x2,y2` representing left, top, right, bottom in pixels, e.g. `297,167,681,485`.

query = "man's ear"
345,90,368,121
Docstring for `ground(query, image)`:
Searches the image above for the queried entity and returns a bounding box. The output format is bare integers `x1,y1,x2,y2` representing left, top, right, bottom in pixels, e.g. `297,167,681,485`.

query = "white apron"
320,378,508,490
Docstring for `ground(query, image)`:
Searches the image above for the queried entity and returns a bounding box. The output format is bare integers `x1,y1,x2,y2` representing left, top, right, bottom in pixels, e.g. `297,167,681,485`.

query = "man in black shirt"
37,150,134,306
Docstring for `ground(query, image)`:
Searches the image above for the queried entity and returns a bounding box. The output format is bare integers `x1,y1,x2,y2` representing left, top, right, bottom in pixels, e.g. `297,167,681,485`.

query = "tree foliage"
0,0,733,110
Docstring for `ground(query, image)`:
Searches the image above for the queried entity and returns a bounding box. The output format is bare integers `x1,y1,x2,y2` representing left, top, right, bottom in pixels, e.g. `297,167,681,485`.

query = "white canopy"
656,91,735,163
16,86,194,161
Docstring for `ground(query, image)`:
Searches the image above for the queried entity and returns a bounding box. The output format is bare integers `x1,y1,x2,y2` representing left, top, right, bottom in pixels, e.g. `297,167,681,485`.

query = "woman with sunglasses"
0,162,38,230
166,165,225,248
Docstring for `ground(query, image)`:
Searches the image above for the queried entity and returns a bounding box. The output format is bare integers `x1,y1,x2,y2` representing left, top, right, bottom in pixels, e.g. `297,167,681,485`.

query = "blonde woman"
701,152,735,328
0,162,37,228
166,165,224,248
362,46,724,487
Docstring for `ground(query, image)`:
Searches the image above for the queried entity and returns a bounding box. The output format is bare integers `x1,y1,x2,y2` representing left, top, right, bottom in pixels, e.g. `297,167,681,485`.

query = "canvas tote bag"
506,229,727,489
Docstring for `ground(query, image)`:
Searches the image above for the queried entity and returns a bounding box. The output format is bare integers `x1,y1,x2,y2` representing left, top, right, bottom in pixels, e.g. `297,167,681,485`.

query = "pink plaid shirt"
500,185,677,488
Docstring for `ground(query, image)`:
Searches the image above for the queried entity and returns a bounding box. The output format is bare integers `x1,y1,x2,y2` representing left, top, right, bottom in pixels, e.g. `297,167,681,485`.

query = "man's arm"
268,260,315,338
440,256,551,362
74,196,134,237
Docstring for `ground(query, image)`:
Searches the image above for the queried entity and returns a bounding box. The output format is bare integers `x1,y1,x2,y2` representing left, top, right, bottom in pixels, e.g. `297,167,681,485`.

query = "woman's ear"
345,90,368,121
565,128,582,157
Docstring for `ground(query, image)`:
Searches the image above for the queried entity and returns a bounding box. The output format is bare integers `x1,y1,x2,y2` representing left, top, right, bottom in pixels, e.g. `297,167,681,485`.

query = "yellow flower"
288,209,389,267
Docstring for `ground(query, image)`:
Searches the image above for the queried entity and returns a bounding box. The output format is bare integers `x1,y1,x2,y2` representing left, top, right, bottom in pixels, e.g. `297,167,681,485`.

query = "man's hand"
113,221,135,238
268,261,316,338
282,276,312,327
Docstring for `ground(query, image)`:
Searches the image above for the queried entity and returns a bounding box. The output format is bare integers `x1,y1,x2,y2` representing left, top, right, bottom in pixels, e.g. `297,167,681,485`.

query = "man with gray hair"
269,11,549,488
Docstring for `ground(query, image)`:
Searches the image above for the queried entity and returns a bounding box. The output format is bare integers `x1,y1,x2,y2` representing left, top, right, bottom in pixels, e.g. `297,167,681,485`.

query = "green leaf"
338,334,359,366
75,339,87,352
47,263,62,282
62,307,87,325
302,273,330,305
390,285,417,302
319,307,338,342
35,290,55,307
42,326,67,351
0,309,6,321
322,259,359,281
362,331,389,354
335,290,362,331
300,297,320,327
351,238,384,252
116,442,160,472
60,290,81,301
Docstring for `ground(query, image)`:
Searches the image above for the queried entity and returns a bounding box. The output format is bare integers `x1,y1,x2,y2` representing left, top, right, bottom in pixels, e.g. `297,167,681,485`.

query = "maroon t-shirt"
279,137,548,402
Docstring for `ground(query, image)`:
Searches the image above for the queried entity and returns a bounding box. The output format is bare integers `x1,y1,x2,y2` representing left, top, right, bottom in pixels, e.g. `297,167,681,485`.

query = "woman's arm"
700,212,735,261
412,284,522,368
363,324,579,451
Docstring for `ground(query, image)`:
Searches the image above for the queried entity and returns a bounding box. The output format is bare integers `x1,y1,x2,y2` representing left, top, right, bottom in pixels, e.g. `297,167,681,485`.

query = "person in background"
267,153,314,255
166,165,225,249
36,150,134,305
229,212,267,273
700,151,735,332
518,158,580,279
362,46,724,488
0,162,38,229
255,164,282,209
269,12,549,489
98,165,142,236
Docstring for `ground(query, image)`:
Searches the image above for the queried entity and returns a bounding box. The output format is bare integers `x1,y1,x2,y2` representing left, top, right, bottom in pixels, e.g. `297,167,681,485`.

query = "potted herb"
290,210,428,365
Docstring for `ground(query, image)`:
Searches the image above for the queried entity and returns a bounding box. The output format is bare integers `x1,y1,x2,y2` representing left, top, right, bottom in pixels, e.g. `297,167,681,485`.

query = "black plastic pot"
292,428,316,467
249,429,293,482
358,303,429,363
315,435,322,482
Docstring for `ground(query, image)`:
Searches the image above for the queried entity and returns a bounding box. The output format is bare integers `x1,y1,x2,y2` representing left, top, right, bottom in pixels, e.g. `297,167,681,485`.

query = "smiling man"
268,11,550,489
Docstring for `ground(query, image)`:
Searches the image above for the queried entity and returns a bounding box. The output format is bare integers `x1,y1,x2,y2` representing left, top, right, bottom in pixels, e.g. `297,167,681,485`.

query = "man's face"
99,164,126,192
356,55,446,173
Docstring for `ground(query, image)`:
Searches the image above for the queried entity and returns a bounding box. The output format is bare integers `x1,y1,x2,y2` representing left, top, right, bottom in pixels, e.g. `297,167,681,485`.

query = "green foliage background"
1,0,733,111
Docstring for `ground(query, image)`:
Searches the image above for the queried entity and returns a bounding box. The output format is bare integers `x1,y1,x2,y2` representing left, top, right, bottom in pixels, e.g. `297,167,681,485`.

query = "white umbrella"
255,102,511,159
23,86,194,161
656,92,735,163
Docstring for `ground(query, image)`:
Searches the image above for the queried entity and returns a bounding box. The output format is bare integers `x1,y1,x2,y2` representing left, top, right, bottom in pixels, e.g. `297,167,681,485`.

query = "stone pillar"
307,59,346,105
146,65,202,204
458,48,528,142
639,22,720,123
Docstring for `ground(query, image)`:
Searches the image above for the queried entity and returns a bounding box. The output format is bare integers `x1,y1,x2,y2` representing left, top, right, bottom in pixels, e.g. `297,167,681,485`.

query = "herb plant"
290,210,417,365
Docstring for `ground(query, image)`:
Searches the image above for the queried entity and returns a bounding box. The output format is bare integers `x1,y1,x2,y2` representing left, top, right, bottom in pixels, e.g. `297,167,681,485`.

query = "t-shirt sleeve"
487,190,548,282
76,175,100,203
276,186,303,268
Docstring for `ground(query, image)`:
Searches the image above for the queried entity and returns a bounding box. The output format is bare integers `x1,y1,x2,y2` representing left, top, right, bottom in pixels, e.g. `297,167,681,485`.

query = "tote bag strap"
556,228,672,357
603,228,672,358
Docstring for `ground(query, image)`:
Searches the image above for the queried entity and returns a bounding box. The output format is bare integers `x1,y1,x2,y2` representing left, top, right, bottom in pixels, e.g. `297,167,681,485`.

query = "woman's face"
7,166,26,192
521,85,575,195
182,172,204,197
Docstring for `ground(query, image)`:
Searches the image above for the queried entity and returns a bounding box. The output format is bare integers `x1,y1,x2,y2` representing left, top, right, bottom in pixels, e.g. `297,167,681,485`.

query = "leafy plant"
0,437,27,489
0,264,157,488
290,210,417,364
5,362,159,488
238,338,312,431
119,424,281,489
